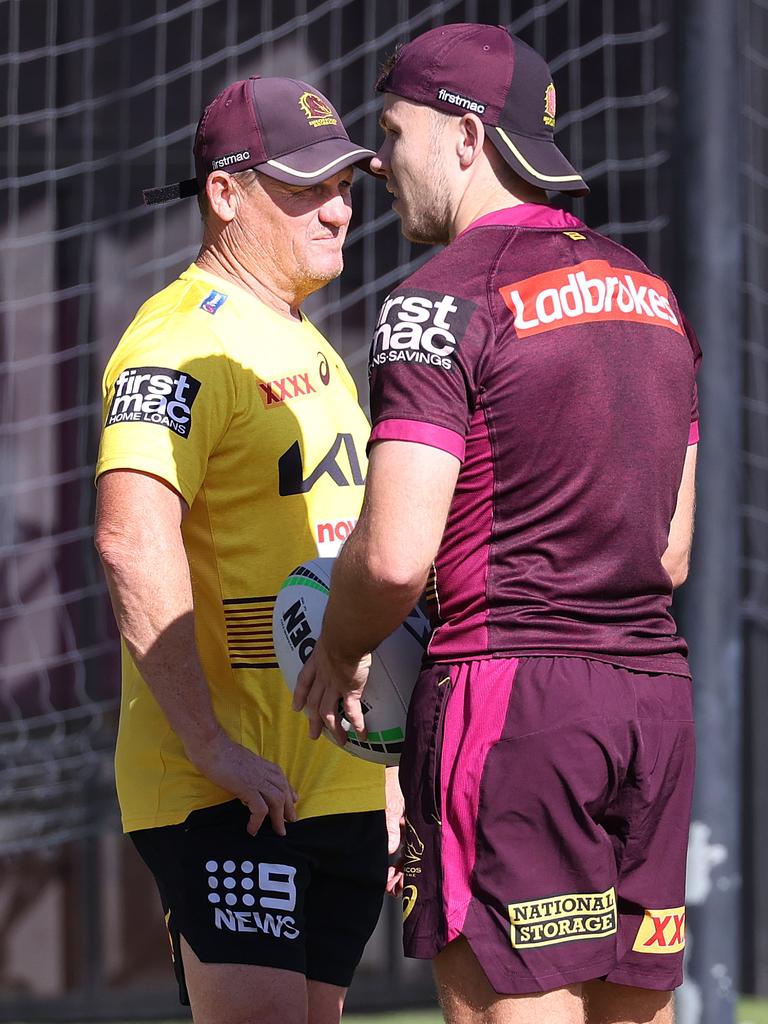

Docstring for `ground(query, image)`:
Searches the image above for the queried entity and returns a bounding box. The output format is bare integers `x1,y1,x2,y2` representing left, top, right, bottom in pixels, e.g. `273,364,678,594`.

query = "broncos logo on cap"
544,83,557,128
298,91,338,127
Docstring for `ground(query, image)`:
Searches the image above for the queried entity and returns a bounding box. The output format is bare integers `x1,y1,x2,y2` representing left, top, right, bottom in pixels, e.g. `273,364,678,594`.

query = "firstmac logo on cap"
299,92,338,128
436,88,486,115
106,366,202,438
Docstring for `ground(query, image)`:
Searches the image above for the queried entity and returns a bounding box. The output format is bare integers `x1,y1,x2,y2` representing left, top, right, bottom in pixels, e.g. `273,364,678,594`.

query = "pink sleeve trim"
688,420,700,445
370,419,466,461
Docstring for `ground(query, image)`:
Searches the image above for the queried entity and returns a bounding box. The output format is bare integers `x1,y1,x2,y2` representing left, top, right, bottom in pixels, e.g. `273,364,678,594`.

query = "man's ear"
456,114,486,169
206,171,238,223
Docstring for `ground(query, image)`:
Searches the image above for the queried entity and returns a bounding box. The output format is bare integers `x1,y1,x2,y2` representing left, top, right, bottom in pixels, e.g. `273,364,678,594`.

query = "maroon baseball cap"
376,23,588,197
143,76,376,205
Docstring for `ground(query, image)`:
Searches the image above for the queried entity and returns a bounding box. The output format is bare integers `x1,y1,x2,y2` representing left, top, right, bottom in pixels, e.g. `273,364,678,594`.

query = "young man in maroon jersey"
295,23,699,1024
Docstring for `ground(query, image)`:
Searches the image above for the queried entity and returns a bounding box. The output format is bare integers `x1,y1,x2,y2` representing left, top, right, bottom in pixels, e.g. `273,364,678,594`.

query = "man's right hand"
192,731,299,836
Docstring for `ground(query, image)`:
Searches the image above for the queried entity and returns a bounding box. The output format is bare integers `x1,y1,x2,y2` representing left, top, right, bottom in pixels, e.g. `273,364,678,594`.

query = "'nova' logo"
499,260,683,338
259,372,317,408
316,518,357,557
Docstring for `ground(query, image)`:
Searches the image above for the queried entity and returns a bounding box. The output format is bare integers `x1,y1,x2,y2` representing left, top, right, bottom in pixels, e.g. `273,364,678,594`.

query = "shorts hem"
602,966,683,991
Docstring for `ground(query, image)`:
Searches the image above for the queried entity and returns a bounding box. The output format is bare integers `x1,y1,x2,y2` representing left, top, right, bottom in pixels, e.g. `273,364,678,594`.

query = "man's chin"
401,220,445,246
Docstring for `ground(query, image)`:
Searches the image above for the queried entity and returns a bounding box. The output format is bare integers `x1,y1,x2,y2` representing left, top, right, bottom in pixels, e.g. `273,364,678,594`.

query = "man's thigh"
130,801,387,1008
176,939,347,1024
583,979,674,1024
433,937,585,1024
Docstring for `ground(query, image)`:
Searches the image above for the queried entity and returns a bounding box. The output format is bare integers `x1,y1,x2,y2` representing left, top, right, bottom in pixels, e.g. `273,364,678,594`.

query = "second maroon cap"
144,76,376,205
376,23,588,197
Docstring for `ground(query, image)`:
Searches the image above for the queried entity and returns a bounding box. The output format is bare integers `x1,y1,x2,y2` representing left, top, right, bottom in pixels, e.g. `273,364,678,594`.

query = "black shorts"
131,800,388,1005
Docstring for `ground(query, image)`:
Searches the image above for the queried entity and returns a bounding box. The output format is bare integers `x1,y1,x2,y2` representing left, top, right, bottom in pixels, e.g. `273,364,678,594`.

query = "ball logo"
106,366,202,438
499,260,684,338
281,599,317,665
298,91,338,128
370,289,476,372
544,83,557,128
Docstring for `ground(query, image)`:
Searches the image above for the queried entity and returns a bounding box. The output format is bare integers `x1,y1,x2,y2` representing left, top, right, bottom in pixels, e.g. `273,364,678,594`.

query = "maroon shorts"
399,656,695,994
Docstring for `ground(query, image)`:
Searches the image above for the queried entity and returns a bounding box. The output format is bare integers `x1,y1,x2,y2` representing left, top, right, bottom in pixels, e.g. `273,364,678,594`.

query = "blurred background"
0,1,764,1022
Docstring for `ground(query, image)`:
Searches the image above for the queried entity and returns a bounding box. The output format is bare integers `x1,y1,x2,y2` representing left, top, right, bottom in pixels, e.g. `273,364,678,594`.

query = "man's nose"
319,192,352,226
370,147,389,175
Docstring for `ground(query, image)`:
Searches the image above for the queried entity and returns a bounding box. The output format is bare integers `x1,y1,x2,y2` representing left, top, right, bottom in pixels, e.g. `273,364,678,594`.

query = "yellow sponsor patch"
632,907,686,954
508,887,617,949
563,230,587,240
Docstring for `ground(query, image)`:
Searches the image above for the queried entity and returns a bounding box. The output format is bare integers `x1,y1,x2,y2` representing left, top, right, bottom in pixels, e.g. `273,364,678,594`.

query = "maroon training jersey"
368,204,700,676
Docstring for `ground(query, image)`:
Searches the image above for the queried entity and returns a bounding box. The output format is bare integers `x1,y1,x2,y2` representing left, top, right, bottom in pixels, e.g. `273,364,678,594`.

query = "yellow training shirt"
96,263,384,831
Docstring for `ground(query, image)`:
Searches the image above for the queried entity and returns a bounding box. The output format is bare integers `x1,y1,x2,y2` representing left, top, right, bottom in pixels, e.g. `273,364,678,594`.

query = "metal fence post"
673,1,743,1022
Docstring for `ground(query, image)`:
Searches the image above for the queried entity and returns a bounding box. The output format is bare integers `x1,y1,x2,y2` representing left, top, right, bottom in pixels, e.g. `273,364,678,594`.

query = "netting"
0,0,677,858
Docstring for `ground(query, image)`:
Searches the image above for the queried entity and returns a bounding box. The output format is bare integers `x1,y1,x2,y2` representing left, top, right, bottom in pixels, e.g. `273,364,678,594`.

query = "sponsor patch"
205,857,299,939
508,887,617,949
200,289,228,314
278,433,365,496
259,370,317,408
632,906,686,954
298,91,338,128
316,517,357,557
403,884,418,922
105,366,202,438
370,289,476,372
317,350,331,386
499,259,684,338
436,87,486,114
210,150,250,170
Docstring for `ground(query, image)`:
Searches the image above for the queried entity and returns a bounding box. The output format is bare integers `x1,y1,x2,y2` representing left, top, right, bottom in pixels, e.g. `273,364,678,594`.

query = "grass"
740,998,768,1024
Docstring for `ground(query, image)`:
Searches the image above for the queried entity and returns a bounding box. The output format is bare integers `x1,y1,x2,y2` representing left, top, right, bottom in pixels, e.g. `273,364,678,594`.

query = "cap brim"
488,126,589,196
257,138,376,185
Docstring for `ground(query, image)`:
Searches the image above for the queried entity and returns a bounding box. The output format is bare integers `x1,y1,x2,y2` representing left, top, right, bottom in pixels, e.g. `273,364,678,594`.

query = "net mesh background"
1,0,677,854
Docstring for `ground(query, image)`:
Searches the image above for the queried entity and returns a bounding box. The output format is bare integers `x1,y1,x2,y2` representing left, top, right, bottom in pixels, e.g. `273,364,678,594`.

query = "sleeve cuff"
688,420,699,445
369,419,466,462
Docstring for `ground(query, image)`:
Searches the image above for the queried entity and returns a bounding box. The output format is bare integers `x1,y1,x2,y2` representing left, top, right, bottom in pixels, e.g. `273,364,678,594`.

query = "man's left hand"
293,637,371,743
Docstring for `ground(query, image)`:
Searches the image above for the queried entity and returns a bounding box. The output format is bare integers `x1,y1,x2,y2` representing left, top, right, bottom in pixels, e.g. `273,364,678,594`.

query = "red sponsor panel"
499,259,684,338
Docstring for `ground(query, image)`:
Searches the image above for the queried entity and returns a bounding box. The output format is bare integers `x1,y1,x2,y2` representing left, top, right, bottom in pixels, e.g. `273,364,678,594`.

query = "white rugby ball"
272,557,431,766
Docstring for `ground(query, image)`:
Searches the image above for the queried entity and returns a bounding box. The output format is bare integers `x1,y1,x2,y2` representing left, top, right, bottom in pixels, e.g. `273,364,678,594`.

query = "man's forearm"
321,521,428,661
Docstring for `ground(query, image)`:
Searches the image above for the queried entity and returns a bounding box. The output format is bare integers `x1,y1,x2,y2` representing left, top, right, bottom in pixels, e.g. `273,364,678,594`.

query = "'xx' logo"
632,907,686,954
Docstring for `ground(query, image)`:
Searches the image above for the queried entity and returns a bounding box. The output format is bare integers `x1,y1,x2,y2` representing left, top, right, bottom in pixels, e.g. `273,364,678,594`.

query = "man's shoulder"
390,237,497,308
117,270,235,361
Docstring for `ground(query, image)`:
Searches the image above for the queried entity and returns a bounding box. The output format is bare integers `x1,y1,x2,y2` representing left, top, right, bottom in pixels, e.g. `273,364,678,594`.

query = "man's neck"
450,181,548,240
195,246,304,321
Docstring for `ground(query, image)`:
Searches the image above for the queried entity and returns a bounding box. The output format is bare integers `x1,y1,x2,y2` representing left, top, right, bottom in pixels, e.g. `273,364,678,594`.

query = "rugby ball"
272,557,431,766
